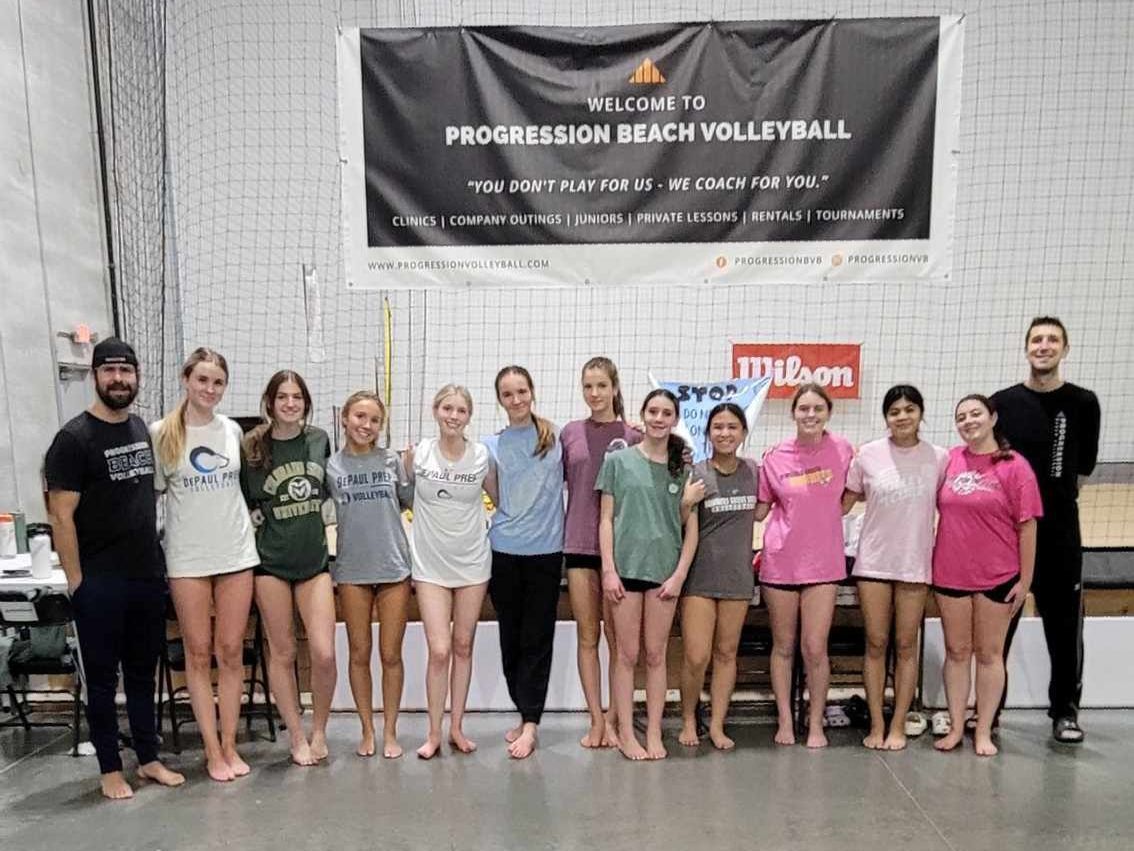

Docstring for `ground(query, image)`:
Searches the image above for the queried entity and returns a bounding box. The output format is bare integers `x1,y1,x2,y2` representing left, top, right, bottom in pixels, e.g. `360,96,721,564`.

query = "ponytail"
495,365,556,458
155,397,189,471
581,356,626,420
666,434,685,478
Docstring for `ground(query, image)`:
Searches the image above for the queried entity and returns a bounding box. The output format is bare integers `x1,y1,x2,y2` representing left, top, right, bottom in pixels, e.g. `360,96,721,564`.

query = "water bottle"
29,533,53,579
0,514,16,557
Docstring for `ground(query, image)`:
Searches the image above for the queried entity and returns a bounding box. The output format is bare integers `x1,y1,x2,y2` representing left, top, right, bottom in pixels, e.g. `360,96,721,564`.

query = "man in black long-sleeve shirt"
992,316,1101,744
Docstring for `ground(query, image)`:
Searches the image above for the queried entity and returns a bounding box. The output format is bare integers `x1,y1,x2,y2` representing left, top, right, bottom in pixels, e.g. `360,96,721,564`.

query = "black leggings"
489,552,562,724
71,575,167,774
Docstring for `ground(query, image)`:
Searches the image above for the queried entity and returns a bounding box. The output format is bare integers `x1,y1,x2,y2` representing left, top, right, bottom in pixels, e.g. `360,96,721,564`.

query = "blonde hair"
341,390,387,450
432,384,474,418
494,365,555,458
154,347,229,470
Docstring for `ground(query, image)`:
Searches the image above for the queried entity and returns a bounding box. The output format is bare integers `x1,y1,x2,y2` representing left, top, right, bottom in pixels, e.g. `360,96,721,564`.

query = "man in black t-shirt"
43,338,185,799
991,317,1101,744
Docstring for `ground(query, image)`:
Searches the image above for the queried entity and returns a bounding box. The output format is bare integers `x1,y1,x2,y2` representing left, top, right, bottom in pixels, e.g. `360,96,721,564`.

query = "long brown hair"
581,356,625,420
641,388,685,478
243,370,313,469
494,365,555,458
154,347,229,470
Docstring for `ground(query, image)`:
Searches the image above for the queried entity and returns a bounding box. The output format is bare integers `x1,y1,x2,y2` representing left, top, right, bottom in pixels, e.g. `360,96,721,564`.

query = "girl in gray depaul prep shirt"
325,391,413,759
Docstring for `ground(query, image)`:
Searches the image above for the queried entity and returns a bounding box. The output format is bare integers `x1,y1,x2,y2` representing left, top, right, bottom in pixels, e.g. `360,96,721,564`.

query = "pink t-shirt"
847,438,948,584
560,418,642,555
932,447,1043,591
757,432,854,585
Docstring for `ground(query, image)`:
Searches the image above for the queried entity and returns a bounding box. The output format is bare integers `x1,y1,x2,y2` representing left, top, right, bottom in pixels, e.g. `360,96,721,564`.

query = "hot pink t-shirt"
560,418,642,555
932,447,1043,591
757,432,854,585
847,438,948,584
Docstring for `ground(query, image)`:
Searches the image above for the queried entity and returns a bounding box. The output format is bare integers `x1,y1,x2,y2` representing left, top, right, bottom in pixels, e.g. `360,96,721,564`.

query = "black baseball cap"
91,337,139,369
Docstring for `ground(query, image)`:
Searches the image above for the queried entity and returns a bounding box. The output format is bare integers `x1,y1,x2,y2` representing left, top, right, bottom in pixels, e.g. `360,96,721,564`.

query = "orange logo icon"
831,253,844,267
715,256,728,269
629,58,666,84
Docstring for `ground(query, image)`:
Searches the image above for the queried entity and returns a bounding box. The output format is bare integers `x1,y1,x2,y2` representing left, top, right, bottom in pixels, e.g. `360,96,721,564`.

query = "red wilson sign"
731,343,861,399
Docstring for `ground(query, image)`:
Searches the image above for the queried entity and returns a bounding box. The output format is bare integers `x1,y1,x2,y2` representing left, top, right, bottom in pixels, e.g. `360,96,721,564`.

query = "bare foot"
678,721,700,747
206,752,236,782
382,737,404,759
137,760,186,787
100,771,134,800
862,728,886,749
806,729,829,749
357,731,376,758
504,724,523,744
619,735,649,761
309,732,329,761
600,715,620,749
774,721,796,746
449,729,477,754
580,718,605,748
290,738,318,767
974,733,999,757
222,748,250,778
416,734,442,760
883,731,908,751
709,729,736,751
508,729,538,760
934,730,964,752
645,731,668,760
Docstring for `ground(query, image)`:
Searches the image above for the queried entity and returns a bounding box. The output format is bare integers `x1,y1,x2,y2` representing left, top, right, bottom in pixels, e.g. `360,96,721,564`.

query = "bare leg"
643,590,679,759
339,583,377,756
448,582,487,754
679,595,716,747
170,577,234,781
800,584,837,748
708,600,748,751
294,572,337,761
857,579,894,749
414,582,452,759
934,592,973,752
211,570,254,776
885,582,928,750
610,591,647,760
763,586,800,745
601,596,620,748
568,568,607,748
376,579,410,758
973,594,1013,757
255,575,314,765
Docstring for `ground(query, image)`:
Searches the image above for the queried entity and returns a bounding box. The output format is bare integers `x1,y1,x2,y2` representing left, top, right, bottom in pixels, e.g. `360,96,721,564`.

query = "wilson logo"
629,58,665,84
731,343,861,399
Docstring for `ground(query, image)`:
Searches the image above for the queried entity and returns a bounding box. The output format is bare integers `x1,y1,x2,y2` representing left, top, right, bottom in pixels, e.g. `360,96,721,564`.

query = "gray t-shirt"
325,447,413,584
684,459,758,599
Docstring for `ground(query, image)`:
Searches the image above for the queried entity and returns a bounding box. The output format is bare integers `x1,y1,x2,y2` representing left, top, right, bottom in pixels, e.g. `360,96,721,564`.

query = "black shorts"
621,577,662,593
934,574,1019,604
564,553,602,571
760,580,837,593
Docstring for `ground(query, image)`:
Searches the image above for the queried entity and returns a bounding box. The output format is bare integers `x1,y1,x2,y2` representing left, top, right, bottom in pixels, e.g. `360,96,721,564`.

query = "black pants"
71,575,167,774
1000,510,1085,722
489,552,562,725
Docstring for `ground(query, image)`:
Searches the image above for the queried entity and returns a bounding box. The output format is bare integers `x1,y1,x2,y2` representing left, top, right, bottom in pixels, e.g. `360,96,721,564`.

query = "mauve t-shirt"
932,447,1043,591
757,432,854,585
846,438,948,584
560,419,641,555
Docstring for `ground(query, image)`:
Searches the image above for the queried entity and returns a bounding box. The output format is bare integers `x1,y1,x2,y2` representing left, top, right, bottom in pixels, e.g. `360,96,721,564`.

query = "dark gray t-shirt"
325,447,413,584
684,459,758,599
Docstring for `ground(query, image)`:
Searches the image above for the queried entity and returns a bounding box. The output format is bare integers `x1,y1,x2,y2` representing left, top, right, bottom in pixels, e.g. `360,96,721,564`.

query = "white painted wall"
0,0,113,524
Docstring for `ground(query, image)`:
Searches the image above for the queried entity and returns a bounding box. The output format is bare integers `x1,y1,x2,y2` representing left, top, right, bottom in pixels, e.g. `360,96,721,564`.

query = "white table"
0,554,67,594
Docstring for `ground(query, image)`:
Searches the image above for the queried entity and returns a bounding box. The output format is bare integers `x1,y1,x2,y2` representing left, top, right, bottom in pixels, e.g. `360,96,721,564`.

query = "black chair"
156,605,275,753
0,591,82,756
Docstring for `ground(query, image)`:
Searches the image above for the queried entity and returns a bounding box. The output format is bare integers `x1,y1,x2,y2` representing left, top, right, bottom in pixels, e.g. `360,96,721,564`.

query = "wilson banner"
338,18,963,289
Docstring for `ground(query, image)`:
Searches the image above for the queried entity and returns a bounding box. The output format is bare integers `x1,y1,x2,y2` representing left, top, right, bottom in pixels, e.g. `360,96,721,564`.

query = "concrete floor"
0,710,1130,850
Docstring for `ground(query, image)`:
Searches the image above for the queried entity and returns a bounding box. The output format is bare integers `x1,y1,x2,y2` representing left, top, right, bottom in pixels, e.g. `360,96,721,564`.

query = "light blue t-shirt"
484,423,565,556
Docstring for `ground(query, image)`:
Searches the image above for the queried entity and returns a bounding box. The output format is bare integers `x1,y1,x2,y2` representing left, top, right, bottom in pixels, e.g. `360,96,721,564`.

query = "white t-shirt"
409,437,491,587
846,437,947,584
152,415,259,578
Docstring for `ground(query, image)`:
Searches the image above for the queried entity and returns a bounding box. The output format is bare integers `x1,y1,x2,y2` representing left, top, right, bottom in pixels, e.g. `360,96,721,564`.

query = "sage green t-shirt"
594,446,686,584
240,427,330,581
